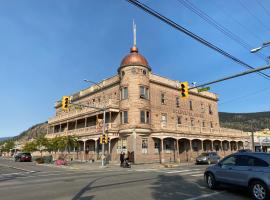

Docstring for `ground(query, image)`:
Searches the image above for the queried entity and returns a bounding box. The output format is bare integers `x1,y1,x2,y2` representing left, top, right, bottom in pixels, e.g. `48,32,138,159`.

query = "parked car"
204,152,270,200
196,152,220,164
14,152,32,162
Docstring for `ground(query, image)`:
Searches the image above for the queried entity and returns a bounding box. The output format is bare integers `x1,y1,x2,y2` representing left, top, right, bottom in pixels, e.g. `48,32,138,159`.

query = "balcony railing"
48,123,119,137
175,124,247,138
48,99,119,124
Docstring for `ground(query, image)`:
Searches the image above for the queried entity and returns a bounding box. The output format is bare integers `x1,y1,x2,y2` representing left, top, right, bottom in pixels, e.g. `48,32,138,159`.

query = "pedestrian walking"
120,152,124,167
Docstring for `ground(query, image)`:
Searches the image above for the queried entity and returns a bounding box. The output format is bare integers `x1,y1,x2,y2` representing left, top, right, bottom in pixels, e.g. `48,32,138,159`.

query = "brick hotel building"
47,44,249,164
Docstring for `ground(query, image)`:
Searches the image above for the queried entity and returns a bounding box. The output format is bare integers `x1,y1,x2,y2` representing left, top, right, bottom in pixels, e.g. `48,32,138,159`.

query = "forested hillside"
219,111,270,131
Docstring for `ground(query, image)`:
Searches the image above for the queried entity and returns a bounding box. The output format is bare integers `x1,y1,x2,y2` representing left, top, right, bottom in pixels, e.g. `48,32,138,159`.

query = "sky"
0,0,270,137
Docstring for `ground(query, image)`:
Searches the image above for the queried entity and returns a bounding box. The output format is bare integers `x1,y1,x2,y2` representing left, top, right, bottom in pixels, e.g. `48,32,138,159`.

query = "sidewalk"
44,161,195,171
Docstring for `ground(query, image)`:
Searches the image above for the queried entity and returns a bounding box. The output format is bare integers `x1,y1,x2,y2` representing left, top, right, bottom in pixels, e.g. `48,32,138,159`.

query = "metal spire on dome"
133,19,136,47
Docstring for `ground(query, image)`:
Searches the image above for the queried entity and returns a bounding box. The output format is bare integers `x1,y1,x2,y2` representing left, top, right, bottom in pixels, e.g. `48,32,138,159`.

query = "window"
161,93,165,104
161,114,167,128
189,100,193,110
140,86,149,99
191,118,194,126
120,111,128,124
176,97,180,107
246,156,269,167
140,110,150,124
117,138,127,153
143,69,147,75
177,116,182,125
202,121,205,127
221,156,236,166
201,103,204,112
121,87,128,100
121,71,125,77
142,138,148,154
210,121,213,128
209,104,213,115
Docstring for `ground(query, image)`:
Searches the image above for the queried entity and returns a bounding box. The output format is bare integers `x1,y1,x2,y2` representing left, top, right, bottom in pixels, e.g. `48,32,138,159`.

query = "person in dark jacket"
120,152,124,167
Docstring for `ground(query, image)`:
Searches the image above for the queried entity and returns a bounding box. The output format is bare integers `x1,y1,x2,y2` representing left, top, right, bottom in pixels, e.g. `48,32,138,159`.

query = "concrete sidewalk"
44,161,195,171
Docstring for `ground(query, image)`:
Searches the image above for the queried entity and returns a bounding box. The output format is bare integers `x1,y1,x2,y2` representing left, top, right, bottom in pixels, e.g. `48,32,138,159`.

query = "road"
0,158,250,200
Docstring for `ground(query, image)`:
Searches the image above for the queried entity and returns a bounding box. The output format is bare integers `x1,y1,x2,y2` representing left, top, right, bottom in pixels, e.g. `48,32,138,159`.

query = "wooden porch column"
109,112,112,128
161,138,164,163
176,139,180,163
95,140,98,160
189,140,193,162
83,140,86,161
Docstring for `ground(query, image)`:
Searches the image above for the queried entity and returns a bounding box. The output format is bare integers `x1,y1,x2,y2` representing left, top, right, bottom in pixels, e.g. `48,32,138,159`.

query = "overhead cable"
126,0,270,80
177,0,268,61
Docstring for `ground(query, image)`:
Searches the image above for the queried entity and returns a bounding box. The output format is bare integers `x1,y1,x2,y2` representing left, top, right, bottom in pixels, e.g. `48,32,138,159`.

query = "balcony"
175,124,248,138
48,99,119,124
47,123,119,138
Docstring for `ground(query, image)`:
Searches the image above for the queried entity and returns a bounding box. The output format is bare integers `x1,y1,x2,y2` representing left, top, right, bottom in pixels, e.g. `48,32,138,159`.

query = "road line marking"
165,169,203,174
185,191,224,200
0,164,35,173
135,169,158,172
191,174,203,177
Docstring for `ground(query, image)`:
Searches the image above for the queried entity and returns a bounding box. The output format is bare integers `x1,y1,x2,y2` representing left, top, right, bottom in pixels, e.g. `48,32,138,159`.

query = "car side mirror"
217,162,222,167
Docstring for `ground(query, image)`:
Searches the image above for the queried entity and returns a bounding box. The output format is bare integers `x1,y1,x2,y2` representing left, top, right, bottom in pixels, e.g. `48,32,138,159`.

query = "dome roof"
118,46,151,72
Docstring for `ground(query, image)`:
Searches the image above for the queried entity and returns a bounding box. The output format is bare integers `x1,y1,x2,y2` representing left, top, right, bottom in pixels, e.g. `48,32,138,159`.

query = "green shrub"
35,157,44,164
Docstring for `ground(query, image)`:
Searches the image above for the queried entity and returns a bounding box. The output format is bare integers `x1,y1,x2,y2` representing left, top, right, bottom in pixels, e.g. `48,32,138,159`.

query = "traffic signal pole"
102,109,106,167
189,64,270,90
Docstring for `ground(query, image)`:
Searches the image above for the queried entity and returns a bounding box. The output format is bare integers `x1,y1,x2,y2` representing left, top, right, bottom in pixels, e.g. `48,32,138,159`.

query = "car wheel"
205,173,218,189
250,181,268,200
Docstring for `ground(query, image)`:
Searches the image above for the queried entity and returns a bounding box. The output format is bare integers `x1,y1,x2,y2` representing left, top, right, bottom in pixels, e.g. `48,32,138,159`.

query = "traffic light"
104,135,109,144
99,134,109,144
180,82,189,98
62,96,70,111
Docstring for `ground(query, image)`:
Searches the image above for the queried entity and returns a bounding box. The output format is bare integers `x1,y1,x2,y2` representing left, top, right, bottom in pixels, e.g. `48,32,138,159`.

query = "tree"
65,135,78,153
22,141,37,153
35,136,49,157
2,140,15,153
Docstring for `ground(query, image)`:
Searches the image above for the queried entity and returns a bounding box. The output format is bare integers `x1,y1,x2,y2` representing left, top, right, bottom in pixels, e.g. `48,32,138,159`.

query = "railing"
48,99,119,123
175,124,247,138
48,123,119,136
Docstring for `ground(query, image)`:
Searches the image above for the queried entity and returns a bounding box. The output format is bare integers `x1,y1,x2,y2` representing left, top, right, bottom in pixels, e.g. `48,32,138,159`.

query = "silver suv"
204,152,270,200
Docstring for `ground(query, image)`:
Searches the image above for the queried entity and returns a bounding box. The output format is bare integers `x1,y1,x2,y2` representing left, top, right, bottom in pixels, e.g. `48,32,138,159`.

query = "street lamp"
84,79,106,167
250,41,270,53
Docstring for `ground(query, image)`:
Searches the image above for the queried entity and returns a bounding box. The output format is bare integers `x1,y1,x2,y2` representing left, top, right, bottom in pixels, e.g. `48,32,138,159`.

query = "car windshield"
22,153,31,156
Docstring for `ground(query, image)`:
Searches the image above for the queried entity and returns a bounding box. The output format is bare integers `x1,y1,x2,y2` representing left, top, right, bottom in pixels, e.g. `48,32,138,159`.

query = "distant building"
253,129,270,152
47,33,249,163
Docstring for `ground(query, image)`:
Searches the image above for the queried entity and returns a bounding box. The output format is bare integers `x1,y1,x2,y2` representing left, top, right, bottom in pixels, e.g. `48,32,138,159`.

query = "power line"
177,0,268,62
219,85,270,105
238,0,270,33
126,0,270,80
212,1,266,43
256,0,270,18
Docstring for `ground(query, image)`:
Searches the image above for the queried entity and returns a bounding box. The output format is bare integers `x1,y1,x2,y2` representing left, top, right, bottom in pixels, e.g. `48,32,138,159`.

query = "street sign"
198,87,210,92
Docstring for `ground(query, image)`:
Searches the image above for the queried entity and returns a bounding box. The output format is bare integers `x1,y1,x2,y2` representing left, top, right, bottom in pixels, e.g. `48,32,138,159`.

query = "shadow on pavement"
71,172,157,200
150,174,205,200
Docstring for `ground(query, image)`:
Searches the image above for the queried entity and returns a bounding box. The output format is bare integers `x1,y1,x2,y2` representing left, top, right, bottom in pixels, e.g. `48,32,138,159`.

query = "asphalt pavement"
0,158,250,200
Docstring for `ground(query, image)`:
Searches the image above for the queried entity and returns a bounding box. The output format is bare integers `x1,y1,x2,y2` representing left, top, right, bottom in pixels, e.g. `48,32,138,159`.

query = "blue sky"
0,0,270,137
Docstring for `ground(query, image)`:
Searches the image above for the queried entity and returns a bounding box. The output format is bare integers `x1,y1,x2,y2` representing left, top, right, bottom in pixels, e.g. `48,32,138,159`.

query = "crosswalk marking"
191,174,203,177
